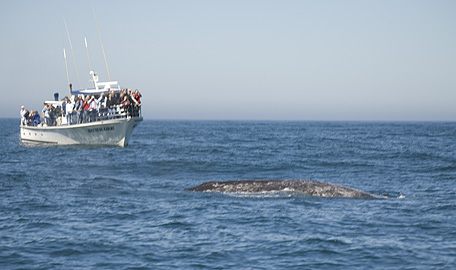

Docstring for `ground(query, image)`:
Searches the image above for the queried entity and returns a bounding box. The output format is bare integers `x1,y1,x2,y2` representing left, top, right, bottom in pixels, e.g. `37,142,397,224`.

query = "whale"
186,179,381,198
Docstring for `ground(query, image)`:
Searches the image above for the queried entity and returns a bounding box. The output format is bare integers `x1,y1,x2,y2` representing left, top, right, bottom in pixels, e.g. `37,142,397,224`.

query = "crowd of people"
20,89,142,127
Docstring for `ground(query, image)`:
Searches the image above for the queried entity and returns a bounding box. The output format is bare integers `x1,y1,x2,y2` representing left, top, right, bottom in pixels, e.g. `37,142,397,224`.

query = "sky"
1,0,455,121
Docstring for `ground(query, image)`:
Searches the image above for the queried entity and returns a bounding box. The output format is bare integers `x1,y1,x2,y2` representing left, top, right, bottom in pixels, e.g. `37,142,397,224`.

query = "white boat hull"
20,117,143,147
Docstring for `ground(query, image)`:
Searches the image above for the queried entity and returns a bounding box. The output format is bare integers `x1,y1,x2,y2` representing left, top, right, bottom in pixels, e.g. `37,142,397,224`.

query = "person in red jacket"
133,89,142,116
82,96,90,123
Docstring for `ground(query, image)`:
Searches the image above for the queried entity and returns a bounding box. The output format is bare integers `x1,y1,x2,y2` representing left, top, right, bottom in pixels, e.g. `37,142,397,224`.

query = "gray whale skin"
186,180,381,198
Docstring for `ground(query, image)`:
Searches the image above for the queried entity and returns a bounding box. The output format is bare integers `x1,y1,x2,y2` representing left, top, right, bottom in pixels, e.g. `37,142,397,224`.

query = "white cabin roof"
71,82,121,96
44,100,63,106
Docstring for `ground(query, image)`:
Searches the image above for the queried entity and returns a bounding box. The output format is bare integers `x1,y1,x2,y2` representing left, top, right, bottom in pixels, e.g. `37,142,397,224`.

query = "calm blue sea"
1,119,455,269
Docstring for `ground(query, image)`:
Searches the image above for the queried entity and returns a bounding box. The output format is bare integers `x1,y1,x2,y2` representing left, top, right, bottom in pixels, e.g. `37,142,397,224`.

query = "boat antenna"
63,48,71,93
84,37,92,71
63,16,82,89
92,4,112,81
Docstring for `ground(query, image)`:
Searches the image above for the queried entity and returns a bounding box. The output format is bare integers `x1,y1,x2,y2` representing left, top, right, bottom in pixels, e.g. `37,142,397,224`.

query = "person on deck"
133,89,142,116
20,106,26,125
41,103,51,126
62,96,69,117
74,96,83,124
26,110,33,126
121,94,131,117
82,96,91,123
106,92,115,119
88,96,98,122
66,99,74,125
133,89,141,105
97,93,107,120
32,111,41,126
23,110,30,126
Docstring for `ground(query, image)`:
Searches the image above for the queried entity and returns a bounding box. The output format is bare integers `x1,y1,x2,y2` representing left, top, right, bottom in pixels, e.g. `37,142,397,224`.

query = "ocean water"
1,119,455,269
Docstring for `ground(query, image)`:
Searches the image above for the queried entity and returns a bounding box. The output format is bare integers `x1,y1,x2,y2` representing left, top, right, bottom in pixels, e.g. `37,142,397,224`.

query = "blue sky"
1,0,455,120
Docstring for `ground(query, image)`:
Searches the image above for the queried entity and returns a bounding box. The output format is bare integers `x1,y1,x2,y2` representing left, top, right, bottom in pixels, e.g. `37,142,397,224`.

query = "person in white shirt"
97,93,107,119
41,103,51,126
20,106,26,125
88,96,98,122
66,100,74,125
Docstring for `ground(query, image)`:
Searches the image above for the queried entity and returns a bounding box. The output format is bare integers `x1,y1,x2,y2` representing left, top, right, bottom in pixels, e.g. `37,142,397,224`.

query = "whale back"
186,180,379,198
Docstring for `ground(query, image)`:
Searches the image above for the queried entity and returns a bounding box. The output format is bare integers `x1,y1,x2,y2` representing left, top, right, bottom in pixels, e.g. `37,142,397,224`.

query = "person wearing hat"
20,106,26,126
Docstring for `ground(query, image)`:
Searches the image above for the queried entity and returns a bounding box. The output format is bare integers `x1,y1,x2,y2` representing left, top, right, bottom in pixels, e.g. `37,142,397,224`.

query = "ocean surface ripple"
1,119,455,269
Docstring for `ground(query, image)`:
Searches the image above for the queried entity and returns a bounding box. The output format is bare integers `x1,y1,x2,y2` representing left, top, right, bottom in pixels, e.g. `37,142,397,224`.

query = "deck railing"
34,106,142,127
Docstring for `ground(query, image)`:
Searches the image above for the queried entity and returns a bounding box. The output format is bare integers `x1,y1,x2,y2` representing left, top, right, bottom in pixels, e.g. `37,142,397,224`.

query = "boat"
20,70,143,147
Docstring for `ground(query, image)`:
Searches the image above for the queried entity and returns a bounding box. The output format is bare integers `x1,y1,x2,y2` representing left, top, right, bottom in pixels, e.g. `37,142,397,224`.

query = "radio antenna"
84,37,92,71
92,4,112,81
63,17,82,89
63,48,71,93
